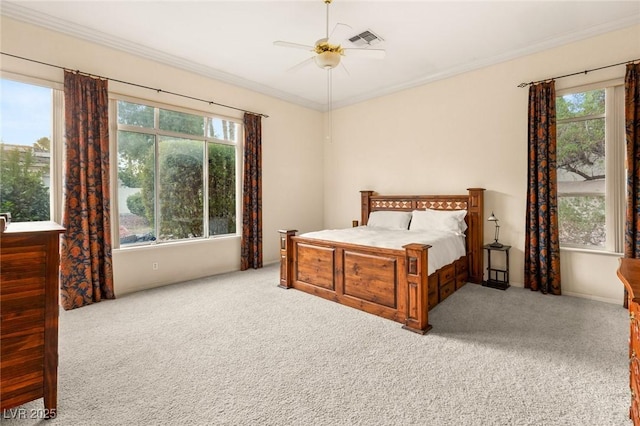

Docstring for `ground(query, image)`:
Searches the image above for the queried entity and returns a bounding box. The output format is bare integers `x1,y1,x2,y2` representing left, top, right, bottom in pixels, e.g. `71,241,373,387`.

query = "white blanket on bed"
299,227,466,275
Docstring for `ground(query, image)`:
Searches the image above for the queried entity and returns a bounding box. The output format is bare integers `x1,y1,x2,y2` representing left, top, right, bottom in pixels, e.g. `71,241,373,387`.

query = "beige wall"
3,16,639,303
1,17,325,295
324,24,640,304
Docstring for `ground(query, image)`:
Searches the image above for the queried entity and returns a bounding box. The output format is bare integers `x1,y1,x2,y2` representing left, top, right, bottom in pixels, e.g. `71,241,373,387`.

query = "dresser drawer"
439,264,455,284
455,275,467,290
454,257,468,290
439,280,455,302
454,256,468,276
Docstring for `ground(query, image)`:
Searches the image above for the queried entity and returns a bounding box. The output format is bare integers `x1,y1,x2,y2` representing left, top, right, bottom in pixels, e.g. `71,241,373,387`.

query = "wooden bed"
278,188,485,334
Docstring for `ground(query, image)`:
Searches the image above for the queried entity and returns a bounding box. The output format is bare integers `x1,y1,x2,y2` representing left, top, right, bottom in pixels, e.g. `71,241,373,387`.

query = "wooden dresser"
1,221,64,418
618,258,640,426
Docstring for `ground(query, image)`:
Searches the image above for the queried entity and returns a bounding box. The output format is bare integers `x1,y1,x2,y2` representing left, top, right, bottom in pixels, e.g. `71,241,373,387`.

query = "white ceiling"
2,1,640,111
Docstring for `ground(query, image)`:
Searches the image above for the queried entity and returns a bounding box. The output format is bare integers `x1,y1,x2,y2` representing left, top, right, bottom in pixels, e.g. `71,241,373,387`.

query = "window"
556,83,625,252
0,77,62,223
116,99,240,247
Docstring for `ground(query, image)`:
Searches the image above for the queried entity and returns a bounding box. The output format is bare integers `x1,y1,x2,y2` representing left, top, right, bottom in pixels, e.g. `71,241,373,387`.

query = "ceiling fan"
273,0,386,71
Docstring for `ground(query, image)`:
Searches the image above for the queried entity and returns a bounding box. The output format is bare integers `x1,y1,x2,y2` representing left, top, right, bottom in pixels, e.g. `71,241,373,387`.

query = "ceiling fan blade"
342,48,386,59
286,57,315,73
328,22,352,44
339,62,350,76
273,41,314,51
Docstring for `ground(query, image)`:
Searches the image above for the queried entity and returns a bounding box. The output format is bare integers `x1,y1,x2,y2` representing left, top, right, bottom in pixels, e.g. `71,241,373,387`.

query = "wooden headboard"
360,188,485,283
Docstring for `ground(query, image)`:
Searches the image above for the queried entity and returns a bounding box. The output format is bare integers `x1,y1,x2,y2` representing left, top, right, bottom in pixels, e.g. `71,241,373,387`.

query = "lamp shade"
315,51,341,69
488,212,498,221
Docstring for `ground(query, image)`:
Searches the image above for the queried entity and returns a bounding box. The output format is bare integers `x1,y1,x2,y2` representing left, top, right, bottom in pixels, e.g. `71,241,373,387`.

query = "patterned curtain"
60,71,114,310
626,63,640,259
524,81,562,295
241,113,262,270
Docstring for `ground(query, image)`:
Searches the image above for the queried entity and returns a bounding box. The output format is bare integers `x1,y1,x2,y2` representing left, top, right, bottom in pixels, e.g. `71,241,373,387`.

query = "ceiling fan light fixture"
315,51,341,69
314,41,343,69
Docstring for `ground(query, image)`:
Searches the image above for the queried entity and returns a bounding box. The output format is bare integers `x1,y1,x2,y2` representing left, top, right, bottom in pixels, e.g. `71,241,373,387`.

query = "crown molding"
2,1,638,112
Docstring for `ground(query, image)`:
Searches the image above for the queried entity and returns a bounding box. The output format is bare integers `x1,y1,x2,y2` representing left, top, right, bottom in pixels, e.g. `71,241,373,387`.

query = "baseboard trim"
501,282,621,305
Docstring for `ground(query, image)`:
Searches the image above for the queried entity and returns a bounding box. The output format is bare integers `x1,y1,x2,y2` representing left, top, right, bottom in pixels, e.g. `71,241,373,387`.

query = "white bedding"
299,227,465,275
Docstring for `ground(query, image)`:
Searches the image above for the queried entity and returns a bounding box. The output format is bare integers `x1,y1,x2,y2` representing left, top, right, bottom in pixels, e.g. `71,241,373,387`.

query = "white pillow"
367,211,412,230
409,209,467,234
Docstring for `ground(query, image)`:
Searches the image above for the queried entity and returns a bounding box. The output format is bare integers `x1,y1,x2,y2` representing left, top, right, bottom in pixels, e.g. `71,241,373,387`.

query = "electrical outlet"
152,262,159,270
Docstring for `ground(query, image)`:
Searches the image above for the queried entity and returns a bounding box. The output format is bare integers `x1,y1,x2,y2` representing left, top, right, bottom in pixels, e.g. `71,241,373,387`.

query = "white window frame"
110,94,243,249
556,79,625,253
0,72,64,224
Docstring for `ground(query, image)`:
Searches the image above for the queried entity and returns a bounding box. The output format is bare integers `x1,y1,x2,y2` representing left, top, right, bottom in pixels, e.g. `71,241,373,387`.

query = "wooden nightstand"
482,244,511,290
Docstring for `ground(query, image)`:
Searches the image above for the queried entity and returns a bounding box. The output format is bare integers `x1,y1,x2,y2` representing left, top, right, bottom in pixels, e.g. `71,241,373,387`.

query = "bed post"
402,243,432,335
466,188,485,284
360,190,374,226
277,230,297,289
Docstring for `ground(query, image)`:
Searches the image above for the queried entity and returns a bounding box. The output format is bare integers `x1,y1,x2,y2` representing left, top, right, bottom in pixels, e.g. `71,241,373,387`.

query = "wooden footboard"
278,231,432,334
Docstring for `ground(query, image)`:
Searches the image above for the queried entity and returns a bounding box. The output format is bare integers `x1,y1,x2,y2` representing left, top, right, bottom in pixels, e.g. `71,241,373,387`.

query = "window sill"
560,246,623,257
114,234,241,252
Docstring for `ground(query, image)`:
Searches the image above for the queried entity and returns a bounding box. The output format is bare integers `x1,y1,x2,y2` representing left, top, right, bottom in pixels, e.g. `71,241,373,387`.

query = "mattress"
299,226,466,275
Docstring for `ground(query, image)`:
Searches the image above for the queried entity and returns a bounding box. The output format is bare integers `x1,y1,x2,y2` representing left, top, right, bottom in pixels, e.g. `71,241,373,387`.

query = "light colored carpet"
2,264,632,425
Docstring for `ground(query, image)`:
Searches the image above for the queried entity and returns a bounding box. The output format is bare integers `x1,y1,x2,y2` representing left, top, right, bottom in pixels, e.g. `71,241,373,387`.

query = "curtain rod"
1,51,269,118
517,58,640,88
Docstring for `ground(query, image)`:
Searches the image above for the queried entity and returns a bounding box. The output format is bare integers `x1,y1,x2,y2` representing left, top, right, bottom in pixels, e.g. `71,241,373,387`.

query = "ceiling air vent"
347,29,383,47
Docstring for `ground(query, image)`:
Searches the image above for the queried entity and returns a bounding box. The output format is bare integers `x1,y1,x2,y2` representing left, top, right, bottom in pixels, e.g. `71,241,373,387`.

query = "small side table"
483,244,511,290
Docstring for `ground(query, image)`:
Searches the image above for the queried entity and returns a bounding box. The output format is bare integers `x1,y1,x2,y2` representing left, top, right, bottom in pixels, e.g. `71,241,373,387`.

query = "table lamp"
488,212,503,248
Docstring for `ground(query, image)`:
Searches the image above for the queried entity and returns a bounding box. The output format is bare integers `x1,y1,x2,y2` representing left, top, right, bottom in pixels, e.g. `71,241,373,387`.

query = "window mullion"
154,108,160,243
203,140,209,237
52,89,64,225
558,113,606,125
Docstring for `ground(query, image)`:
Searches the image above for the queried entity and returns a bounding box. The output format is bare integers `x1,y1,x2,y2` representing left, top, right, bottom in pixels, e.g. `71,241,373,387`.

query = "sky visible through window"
0,79,51,146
